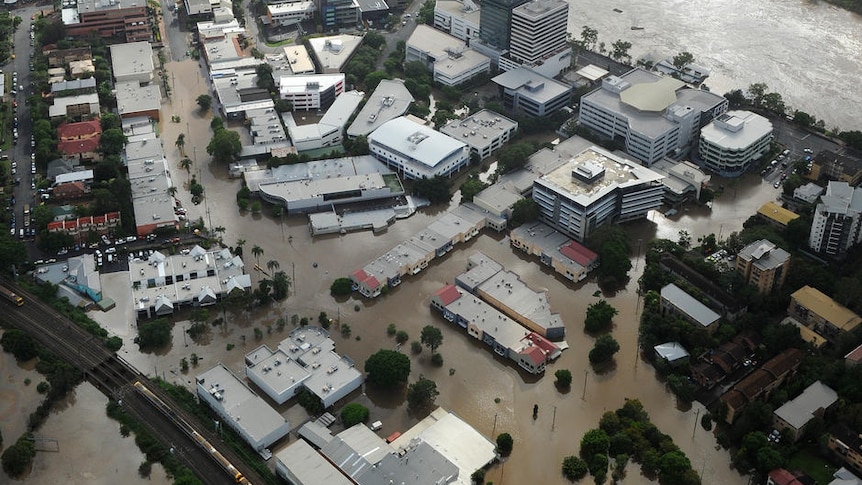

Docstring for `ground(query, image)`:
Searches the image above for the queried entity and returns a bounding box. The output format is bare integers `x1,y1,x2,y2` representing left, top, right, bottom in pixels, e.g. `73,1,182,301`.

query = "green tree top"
364,349,410,388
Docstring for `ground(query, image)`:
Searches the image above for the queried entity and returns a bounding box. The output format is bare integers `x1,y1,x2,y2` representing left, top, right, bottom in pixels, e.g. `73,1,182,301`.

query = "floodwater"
567,0,862,130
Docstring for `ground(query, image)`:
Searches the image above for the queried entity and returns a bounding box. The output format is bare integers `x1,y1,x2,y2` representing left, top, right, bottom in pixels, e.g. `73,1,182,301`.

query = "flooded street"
568,0,862,130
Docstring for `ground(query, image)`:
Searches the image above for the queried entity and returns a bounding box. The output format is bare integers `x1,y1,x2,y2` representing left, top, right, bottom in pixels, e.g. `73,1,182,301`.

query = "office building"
809,181,862,257
285,90,363,151
347,79,414,138
492,67,571,117
478,0,529,50
64,0,151,43
434,0,480,41
773,381,838,441
307,35,364,74
789,286,862,342
735,239,791,294
440,110,517,160
698,110,773,177
267,0,315,26
368,116,470,180
278,73,345,111
320,0,360,29
406,25,490,87
507,0,568,66
532,143,664,241
578,68,728,166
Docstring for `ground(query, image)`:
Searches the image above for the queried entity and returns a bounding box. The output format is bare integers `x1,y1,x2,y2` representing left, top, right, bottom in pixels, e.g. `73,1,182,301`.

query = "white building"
406,25,490,87
532,142,664,241
491,67,571,117
699,110,773,177
124,133,178,236
267,0,315,26
809,181,862,257
368,116,470,180
48,93,100,120
307,35,364,74
506,0,568,69
109,42,155,84
282,44,316,74
440,109,517,160
196,363,290,452
773,381,838,440
278,73,345,111
347,79,414,138
285,90,363,151
213,74,275,119
578,68,728,166
433,0,480,42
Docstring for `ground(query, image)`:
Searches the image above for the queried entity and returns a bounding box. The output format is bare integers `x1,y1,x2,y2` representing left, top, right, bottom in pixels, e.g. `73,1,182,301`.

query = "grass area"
787,448,838,485
265,38,294,47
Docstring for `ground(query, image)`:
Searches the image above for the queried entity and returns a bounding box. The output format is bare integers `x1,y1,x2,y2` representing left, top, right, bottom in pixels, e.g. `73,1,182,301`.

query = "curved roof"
620,76,684,112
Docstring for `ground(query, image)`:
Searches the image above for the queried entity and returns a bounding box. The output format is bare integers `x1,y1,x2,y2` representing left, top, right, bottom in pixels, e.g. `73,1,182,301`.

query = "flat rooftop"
435,0,481,24
440,109,517,151
442,287,530,352
661,283,721,328
115,80,161,115
492,67,571,104
408,24,466,57
476,267,565,333
110,42,154,79
701,110,773,149
307,35,364,73
282,44,315,75
347,79,414,137
245,345,311,394
246,155,390,192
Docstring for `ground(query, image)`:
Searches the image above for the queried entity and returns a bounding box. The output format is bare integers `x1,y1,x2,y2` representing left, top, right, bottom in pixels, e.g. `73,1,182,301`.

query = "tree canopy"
510,198,540,228
340,403,370,427
207,129,242,164
406,376,439,411
196,94,212,111
584,300,618,333
364,349,410,388
413,176,452,204
589,335,620,364
420,325,443,354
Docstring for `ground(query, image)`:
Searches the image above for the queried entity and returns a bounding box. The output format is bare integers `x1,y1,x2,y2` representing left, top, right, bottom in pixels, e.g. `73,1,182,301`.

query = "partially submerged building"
510,221,599,282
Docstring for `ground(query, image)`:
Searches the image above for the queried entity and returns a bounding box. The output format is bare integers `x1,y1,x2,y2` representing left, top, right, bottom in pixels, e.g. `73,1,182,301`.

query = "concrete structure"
368,116,470,180
64,0,151,43
434,0,480,41
282,45,315,75
440,110,517,160
285,90,363,151
274,439,351,485
773,381,838,441
115,80,161,120
406,25,490,87
650,159,711,206
510,222,598,282
758,201,800,228
829,425,862,477
278,73,345,111
246,156,404,214
455,252,565,339
213,74,275,120
793,183,825,206
653,342,689,365
698,110,773,177
789,286,862,342
578,68,728,166
809,181,862,257
320,0,360,29
532,143,664,242
492,67,571,117
507,0,569,70
720,348,804,423
196,363,290,452
347,79,414,138
245,327,363,407
267,0,315,26
307,35,364,74
125,134,178,236
735,239,791,294
808,150,862,186
130,246,252,319
478,0,529,50
431,284,561,373
660,283,721,333
49,93,100,120
109,42,155,84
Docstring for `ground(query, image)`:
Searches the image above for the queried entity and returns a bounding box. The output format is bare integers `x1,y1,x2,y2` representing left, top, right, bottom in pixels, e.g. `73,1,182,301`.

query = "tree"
340,403,370,427
580,25,598,51
266,260,280,272
196,94,212,111
138,319,172,348
580,428,610,459
406,376,439,411
459,175,488,203
272,271,291,299
413,176,452,204
364,349,410,388
396,330,409,344
211,116,224,132
175,133,186,155
562,455,589,481
589,335,620,364
496,433,514,456
589,225,632,289
99,128,127,155
180,158,192,178
411,341,423,354
206,129,242,163
251,245,264,264
762,92,786,115
658,451,692,484
1,434,36,478
671,51,694,71
420,325,443,354
510,198,540,228
331,277,353,296
471,469,486,484
363,31,386,50
611,40,632,62
747,82,768,107
555,369,573,388
584,300,618,333
255,63,275,92
0,329,38,361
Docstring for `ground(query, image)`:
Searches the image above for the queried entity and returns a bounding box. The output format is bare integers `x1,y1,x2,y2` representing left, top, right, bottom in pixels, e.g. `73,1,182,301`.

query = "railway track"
0,282,267,485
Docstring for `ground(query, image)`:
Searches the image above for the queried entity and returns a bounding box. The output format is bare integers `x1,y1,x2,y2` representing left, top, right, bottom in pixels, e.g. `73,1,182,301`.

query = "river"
567,0,862,131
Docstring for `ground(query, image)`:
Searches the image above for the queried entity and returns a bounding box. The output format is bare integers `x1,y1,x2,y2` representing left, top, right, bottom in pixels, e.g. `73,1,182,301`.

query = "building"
368,116,470,180
278,73,345,111
47,47,92,68
406,25,490,87
57,120,102,162
793,183,825,206
492,67,571,117
320,0,360,29
307,35,364,74
578,68,728,166
758,201,800,228
51,77,97,97
653,342,689,366
649,159,711,206
720,348,804,423
659,252,747,321
130,246,252,319
115,81,161,120
274,439,352,485
125,134,178,236
47,212,121,244
109,42,155,84
245,108,289,150
502,0,569,77
282,45,316,75
773,381,838,441
52,181,91,201
531,144,664,242
434,0,480,42
828,468,862,485
213,74,275,120
49,93,100,120
440,110,517,160
830,425,862,477
64,0,151,42
846,343,862,367
660,283,722,333
698,110,773,177
245,327,363,408
431,284,561,374
267,0,315,26
766,469,811,485
789,286,862,342
455,252,566,339
809,181,862,257
347,79,414,138
285,90,363,151
196,363,290,452
735,239,791,294
808,150,862,186
509,222,599,282
478,0,529,50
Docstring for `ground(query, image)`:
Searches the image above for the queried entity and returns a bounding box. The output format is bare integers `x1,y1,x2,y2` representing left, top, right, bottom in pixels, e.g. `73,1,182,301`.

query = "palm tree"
167,186,178,197
180,158,192,180
266,260,280,272
175,133,185,156
234,238,246,257
251,245,263,265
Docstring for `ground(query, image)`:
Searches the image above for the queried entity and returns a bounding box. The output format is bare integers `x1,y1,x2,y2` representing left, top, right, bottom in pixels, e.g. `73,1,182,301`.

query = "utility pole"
491,413,497,437
582,369,588,400
552,406,557,431
692,408,700,439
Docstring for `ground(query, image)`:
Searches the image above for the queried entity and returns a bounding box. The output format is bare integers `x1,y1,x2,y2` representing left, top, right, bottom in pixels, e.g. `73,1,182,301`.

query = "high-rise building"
508,0,568,65
478,0,529,50
809,181,862,257
320,0,360,29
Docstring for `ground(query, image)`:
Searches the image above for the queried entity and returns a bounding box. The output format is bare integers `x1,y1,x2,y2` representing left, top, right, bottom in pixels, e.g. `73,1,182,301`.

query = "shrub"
431,353,444,366
386,323,397,336
330,277,353,296
396,330,409,344
340,403,370,427
555,369,573,388
496,433,514,456
562,455,588,481
411,341,423,354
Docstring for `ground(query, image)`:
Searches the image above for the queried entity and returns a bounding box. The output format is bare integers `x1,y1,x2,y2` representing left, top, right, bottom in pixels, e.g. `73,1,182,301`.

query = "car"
89,242,100,249
57,248,68,256
11,168,16,175
774,181,782,189
30,182,35,190
126,235,137,243
803,148,813,153
782,149,790,156
105,247,117,254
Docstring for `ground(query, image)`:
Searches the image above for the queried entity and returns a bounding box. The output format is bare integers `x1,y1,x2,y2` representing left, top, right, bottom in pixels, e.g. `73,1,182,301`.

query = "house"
789,286,862,342
829,467,862,485
758,202,800,229
829,424,862,477
52,181,90,201
660,283,721,333
57,120,102,162
350,269,382,298
766,469,812,485
653,342,689,366
846,343,862,367
773,381,838,441
720,348,804,423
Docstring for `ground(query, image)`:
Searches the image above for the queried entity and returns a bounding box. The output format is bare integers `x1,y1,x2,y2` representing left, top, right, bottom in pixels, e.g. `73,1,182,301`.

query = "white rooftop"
368,116,467,169
275,439,351,485
347,79,414,137
661,283,721,328
701,110,773,149
492,67,571,104
774,380,838,430
109,42,154,79
408,24,467,58
820,181,862,216
440,109,517,151
279,73,345,95
282,44,315,74
115,80,161,115
307,35,364,73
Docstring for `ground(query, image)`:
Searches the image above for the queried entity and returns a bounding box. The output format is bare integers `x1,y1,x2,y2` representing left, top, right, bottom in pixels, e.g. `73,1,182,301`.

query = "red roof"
433,284,461,306
364,276,381,290
351,269,370,282
767,469,803,485
521,346,545,366
560,241,598,266
846,343,862,363
57,120,102,139
58,135,100,155
525,332,559,354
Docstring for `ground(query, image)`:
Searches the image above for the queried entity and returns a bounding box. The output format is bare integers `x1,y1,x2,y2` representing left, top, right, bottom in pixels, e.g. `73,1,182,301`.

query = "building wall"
508,1,568,65
478,0,529,50
660,295,719,333
699,130,773,177
245,368,307,405
321,0,359,29
735,257,789,294
788,294,857,341
197,383,291,451
433,57,490,87
433,7,480,41
501,85,569,117
369,139,469,180
281,80,344,111
69,7,152,43
578,99,680,166
829,432,862,476
809,208,862,257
